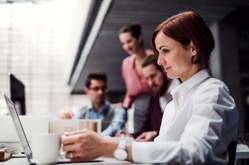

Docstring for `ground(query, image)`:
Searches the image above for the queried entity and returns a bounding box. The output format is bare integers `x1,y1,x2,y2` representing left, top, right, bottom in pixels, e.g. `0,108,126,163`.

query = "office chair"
227,141,237,165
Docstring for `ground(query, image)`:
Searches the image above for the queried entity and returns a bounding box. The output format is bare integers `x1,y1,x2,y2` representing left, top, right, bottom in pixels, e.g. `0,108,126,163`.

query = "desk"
0,157,135,165
1,148,247,165
236,144,249,159
3,144,247,164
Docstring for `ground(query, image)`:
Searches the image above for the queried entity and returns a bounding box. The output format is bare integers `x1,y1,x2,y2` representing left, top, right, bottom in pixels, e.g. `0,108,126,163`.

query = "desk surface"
0,157,135,165
1,144,248,164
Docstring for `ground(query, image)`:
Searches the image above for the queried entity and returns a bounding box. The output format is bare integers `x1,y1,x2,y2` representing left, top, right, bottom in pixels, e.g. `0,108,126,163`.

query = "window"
0,0,91,115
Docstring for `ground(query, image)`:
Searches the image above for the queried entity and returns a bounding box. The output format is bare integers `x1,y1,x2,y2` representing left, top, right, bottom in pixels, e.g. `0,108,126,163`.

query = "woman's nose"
157,54,163,66
123,44,129,51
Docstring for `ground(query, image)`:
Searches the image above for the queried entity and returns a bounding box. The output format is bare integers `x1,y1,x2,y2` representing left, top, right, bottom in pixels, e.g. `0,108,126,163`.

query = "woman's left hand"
135,131,157,142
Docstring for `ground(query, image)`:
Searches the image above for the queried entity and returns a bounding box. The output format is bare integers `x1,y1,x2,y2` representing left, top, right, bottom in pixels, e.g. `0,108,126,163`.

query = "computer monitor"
9,73,26,115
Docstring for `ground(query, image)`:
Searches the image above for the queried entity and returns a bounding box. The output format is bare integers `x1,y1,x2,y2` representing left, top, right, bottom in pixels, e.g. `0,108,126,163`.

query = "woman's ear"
190,41,198,63
190,41,197,56
138,35,143,45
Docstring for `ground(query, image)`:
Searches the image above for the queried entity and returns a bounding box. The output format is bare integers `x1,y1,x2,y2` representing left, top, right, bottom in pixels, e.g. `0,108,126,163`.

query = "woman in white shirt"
61,11,239,164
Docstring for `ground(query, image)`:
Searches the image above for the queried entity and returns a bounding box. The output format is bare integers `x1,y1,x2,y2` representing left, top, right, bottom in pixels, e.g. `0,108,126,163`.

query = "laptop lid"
4,94,103,164
3,94,33,162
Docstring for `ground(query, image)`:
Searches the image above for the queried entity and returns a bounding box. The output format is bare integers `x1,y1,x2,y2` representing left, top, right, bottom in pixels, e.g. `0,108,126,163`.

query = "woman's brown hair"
151,11,214,65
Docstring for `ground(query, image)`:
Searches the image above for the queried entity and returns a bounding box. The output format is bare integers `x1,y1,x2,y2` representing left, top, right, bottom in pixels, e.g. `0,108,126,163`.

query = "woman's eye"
162,49,169,53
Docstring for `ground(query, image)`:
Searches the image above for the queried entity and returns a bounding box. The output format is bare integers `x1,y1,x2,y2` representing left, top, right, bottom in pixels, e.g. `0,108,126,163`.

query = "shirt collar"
171,69,211,95
183,69,211,89
165,78,180,95
88,101,110,114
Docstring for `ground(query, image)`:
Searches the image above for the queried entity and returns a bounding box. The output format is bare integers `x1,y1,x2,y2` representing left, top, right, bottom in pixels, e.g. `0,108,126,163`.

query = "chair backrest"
227,141,237,165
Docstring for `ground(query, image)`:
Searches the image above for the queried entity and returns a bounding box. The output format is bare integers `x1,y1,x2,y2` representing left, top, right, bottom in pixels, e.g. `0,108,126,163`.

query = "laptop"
3,93,103,164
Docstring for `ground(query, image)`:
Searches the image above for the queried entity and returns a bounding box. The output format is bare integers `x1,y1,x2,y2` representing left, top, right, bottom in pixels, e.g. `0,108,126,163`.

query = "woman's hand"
135,131,157,142
61,129,118,161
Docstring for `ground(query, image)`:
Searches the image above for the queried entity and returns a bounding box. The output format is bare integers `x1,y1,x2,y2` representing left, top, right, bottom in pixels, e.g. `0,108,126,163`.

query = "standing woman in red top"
119,23,153,132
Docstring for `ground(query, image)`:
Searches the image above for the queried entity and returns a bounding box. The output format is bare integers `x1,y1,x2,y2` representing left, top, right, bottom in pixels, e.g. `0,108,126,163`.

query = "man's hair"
142,55,169,96
85,72,107,88
142,55,163,73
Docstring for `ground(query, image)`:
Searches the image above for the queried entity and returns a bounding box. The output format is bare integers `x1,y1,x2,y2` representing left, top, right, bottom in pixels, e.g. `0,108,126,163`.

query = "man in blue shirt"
59,72,126,136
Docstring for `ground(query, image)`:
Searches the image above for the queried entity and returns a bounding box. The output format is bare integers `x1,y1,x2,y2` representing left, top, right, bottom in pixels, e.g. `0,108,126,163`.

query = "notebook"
3,93,103,164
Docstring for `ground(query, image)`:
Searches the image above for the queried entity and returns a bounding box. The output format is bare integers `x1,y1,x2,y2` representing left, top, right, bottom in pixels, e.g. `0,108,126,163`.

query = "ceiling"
69,0,249,95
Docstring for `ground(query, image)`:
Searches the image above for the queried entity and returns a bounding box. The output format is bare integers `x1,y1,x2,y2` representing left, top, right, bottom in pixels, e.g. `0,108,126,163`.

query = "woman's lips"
164,67,171,72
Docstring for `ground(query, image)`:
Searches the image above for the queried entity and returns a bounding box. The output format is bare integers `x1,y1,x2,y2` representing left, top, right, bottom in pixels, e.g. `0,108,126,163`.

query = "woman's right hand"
61,129,117,160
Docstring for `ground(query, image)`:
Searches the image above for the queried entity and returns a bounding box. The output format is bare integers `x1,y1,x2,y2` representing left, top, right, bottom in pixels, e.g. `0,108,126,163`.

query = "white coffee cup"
32,133,60,165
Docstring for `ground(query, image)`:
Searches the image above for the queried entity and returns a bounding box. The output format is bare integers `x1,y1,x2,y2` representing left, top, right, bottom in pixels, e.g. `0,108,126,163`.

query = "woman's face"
119,32,141,55
155,31,197,82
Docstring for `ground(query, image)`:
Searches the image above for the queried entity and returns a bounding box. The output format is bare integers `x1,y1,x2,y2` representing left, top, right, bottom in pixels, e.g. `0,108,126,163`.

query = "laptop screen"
4,94,32,161
9,73,26,115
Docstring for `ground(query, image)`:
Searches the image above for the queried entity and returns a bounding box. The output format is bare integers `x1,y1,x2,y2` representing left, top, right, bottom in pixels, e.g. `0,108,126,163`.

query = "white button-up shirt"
159,78,181,112
132,69,239,164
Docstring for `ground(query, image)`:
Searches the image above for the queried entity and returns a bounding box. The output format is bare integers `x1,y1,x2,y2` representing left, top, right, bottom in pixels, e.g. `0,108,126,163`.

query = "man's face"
142,64,167,96
84,79,107,106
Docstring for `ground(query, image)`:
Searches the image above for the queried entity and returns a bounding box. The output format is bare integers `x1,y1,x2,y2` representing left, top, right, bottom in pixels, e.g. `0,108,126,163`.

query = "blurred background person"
116,55,180,141
119,22,153,132
59,72,126,136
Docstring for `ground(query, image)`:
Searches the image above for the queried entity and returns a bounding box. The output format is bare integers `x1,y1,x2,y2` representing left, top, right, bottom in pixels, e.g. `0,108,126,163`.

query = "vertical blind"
0,1,89,115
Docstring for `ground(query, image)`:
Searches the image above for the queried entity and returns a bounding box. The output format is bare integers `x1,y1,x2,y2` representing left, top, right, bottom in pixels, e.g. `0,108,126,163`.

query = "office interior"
0,0,249,162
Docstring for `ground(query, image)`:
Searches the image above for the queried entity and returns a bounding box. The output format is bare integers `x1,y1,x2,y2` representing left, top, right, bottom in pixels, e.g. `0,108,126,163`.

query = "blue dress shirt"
73,102,126,136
